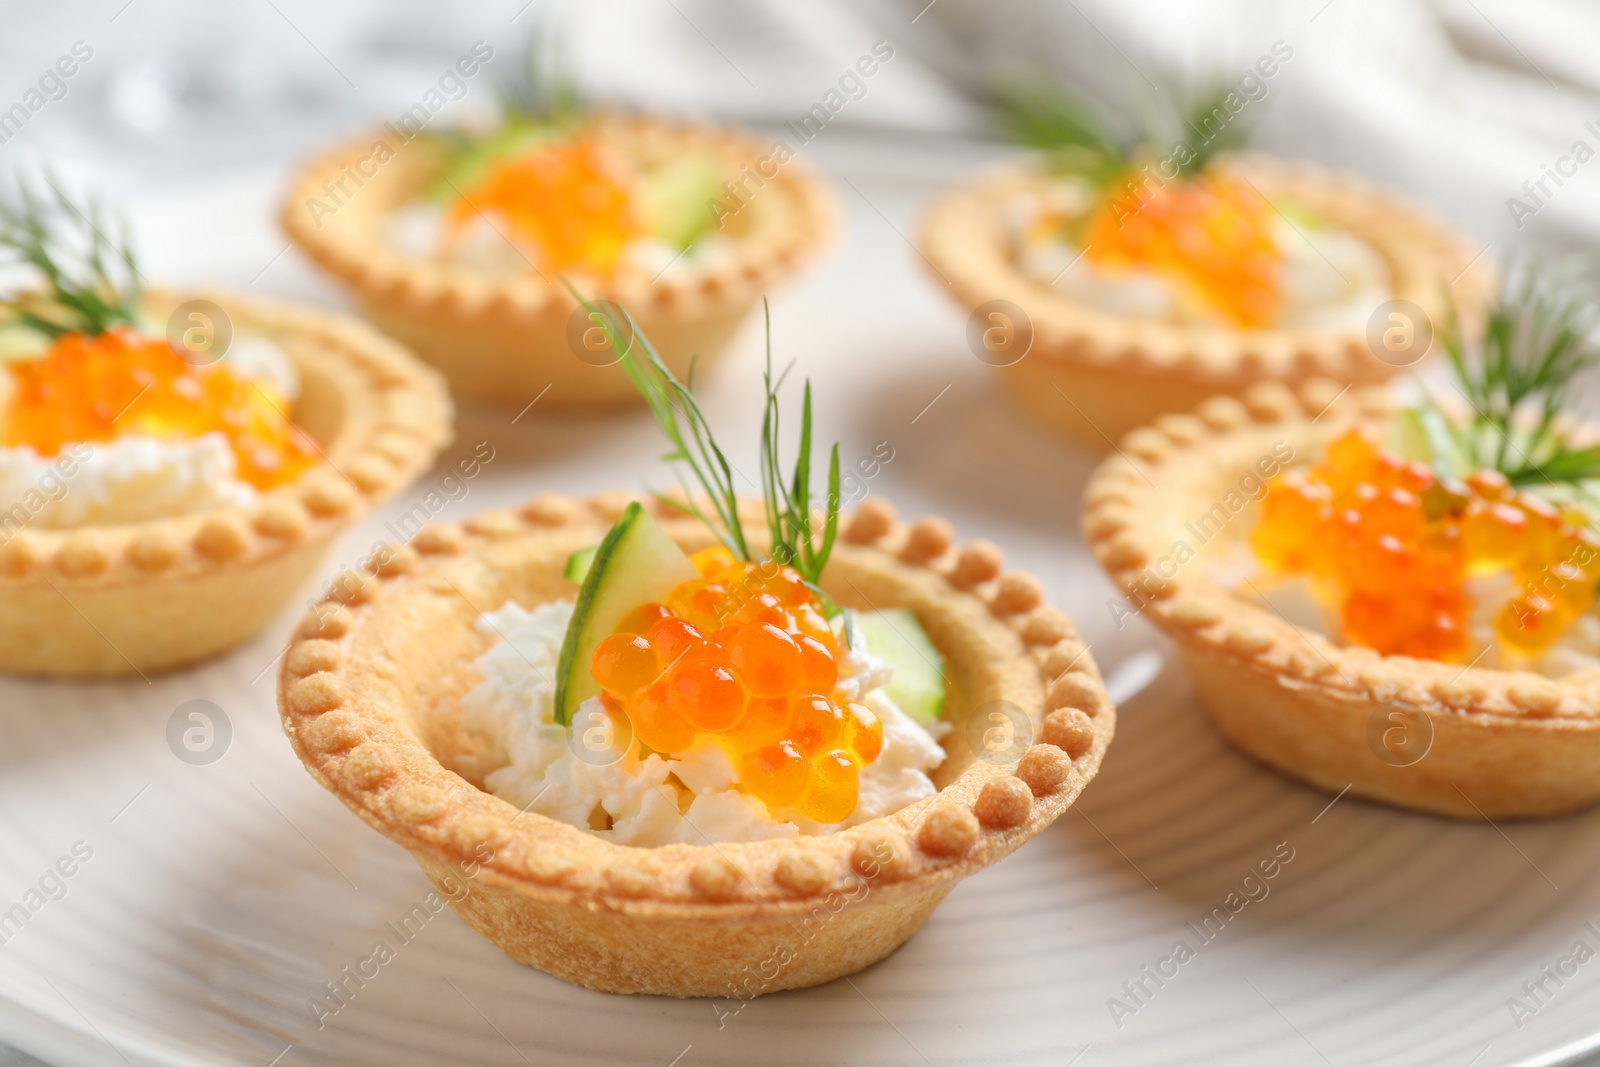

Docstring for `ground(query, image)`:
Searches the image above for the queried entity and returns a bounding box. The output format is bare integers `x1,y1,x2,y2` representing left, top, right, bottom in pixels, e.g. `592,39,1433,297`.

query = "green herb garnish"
565,285,842,586
992,79,1253,187
0,177,139,338
427,26,583,200
1415,262,1600,490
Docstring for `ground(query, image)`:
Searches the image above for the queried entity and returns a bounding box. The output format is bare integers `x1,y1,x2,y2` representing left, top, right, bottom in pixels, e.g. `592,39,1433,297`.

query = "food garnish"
551,294,942,824
1253,264,1600,661
0,180,314,490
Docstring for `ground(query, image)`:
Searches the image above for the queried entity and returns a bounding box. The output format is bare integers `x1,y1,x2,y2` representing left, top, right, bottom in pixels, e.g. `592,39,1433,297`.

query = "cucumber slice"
643,156,721,251
854,607,945,726
553,502,697,725
0,324,49,361
1390,406,1468,479
1389,408,1431,466
563,545,597,584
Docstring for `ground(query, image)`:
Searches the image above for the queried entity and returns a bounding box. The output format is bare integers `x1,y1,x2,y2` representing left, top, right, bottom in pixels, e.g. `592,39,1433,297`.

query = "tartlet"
1082,379,1600,819
281,112,832,411
0,288,451,677
919,154,1490,451
277,494,1113,996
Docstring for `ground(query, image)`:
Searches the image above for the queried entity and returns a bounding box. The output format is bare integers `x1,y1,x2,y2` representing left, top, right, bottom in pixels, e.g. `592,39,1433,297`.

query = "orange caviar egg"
729,623,803,698
665,655,747,732
648,616,704,666
1253,426,1600,661
690,545,739,579
795,634,839,693
1082,171,1281,328
631,681,698,754
731,696,793,749
1463,502,1527,571
741,740,808,808
844,702,883,763
794,749,860,824
587,549,884,818
591,633,658,698
616,601,672,636
2,329,316,490
447,138,644,274
789,694,844,756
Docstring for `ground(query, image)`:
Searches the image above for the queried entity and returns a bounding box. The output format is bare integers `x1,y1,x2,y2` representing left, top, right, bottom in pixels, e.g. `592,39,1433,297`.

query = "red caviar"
590,545,879,822
2,328,316,490
1085,171,1281,328
447,138,644,274
1252,427,1600,661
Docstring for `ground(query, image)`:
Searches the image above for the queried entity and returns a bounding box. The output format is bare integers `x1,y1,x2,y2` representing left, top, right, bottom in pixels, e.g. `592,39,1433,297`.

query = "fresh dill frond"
991,81,1128,187
426,24,582,200
756,308,841,585
1177,86,1252,178
564,284,843,585
498,22,584,128
990,77,1256,187
0,176,140,338
1423,261,1600,488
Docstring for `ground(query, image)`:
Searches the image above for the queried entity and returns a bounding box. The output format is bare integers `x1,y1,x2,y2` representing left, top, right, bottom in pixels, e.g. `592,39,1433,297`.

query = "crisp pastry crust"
0,289,452,677
1082,379,1600,819
281,112,833,411
919,155,1493,451
275,494,1115,997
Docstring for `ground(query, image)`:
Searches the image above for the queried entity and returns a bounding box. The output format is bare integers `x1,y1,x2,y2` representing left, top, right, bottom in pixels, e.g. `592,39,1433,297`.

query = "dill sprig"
427,25,582,200
992,79,1253,186
0,177,140,338
756,311,841,585
498,32,583,128
1419,262,1600,489
565,284,842,585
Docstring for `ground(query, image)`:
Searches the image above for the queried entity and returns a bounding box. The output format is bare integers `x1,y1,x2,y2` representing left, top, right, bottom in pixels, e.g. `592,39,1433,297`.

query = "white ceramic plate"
3,135,1600,1067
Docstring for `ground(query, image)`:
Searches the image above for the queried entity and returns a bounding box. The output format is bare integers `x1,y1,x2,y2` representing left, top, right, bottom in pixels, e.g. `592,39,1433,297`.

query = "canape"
919,82,1491,450
281,87,832,411
1084,265,1600,818
0,184,450,676
277,305,1114,996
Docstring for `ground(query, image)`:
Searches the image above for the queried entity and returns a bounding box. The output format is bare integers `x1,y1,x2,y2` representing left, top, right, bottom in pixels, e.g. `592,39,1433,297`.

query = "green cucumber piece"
1389,406,1468,479
1389,408,1431,466
0,324,50,361
563,545,597,584
854,607,945,726
643,156,721,251
553,502,697,725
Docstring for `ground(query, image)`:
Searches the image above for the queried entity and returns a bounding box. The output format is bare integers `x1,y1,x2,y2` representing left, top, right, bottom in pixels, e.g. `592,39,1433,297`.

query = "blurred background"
2,0,1597,258
5,2,1600,1064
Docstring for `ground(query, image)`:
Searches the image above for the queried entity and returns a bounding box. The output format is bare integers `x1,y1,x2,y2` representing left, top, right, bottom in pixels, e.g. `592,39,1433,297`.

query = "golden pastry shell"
0,288,451,676
1083,378,1600,819
281,111,834,411
276,494,1115,997
919,154,1493,450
